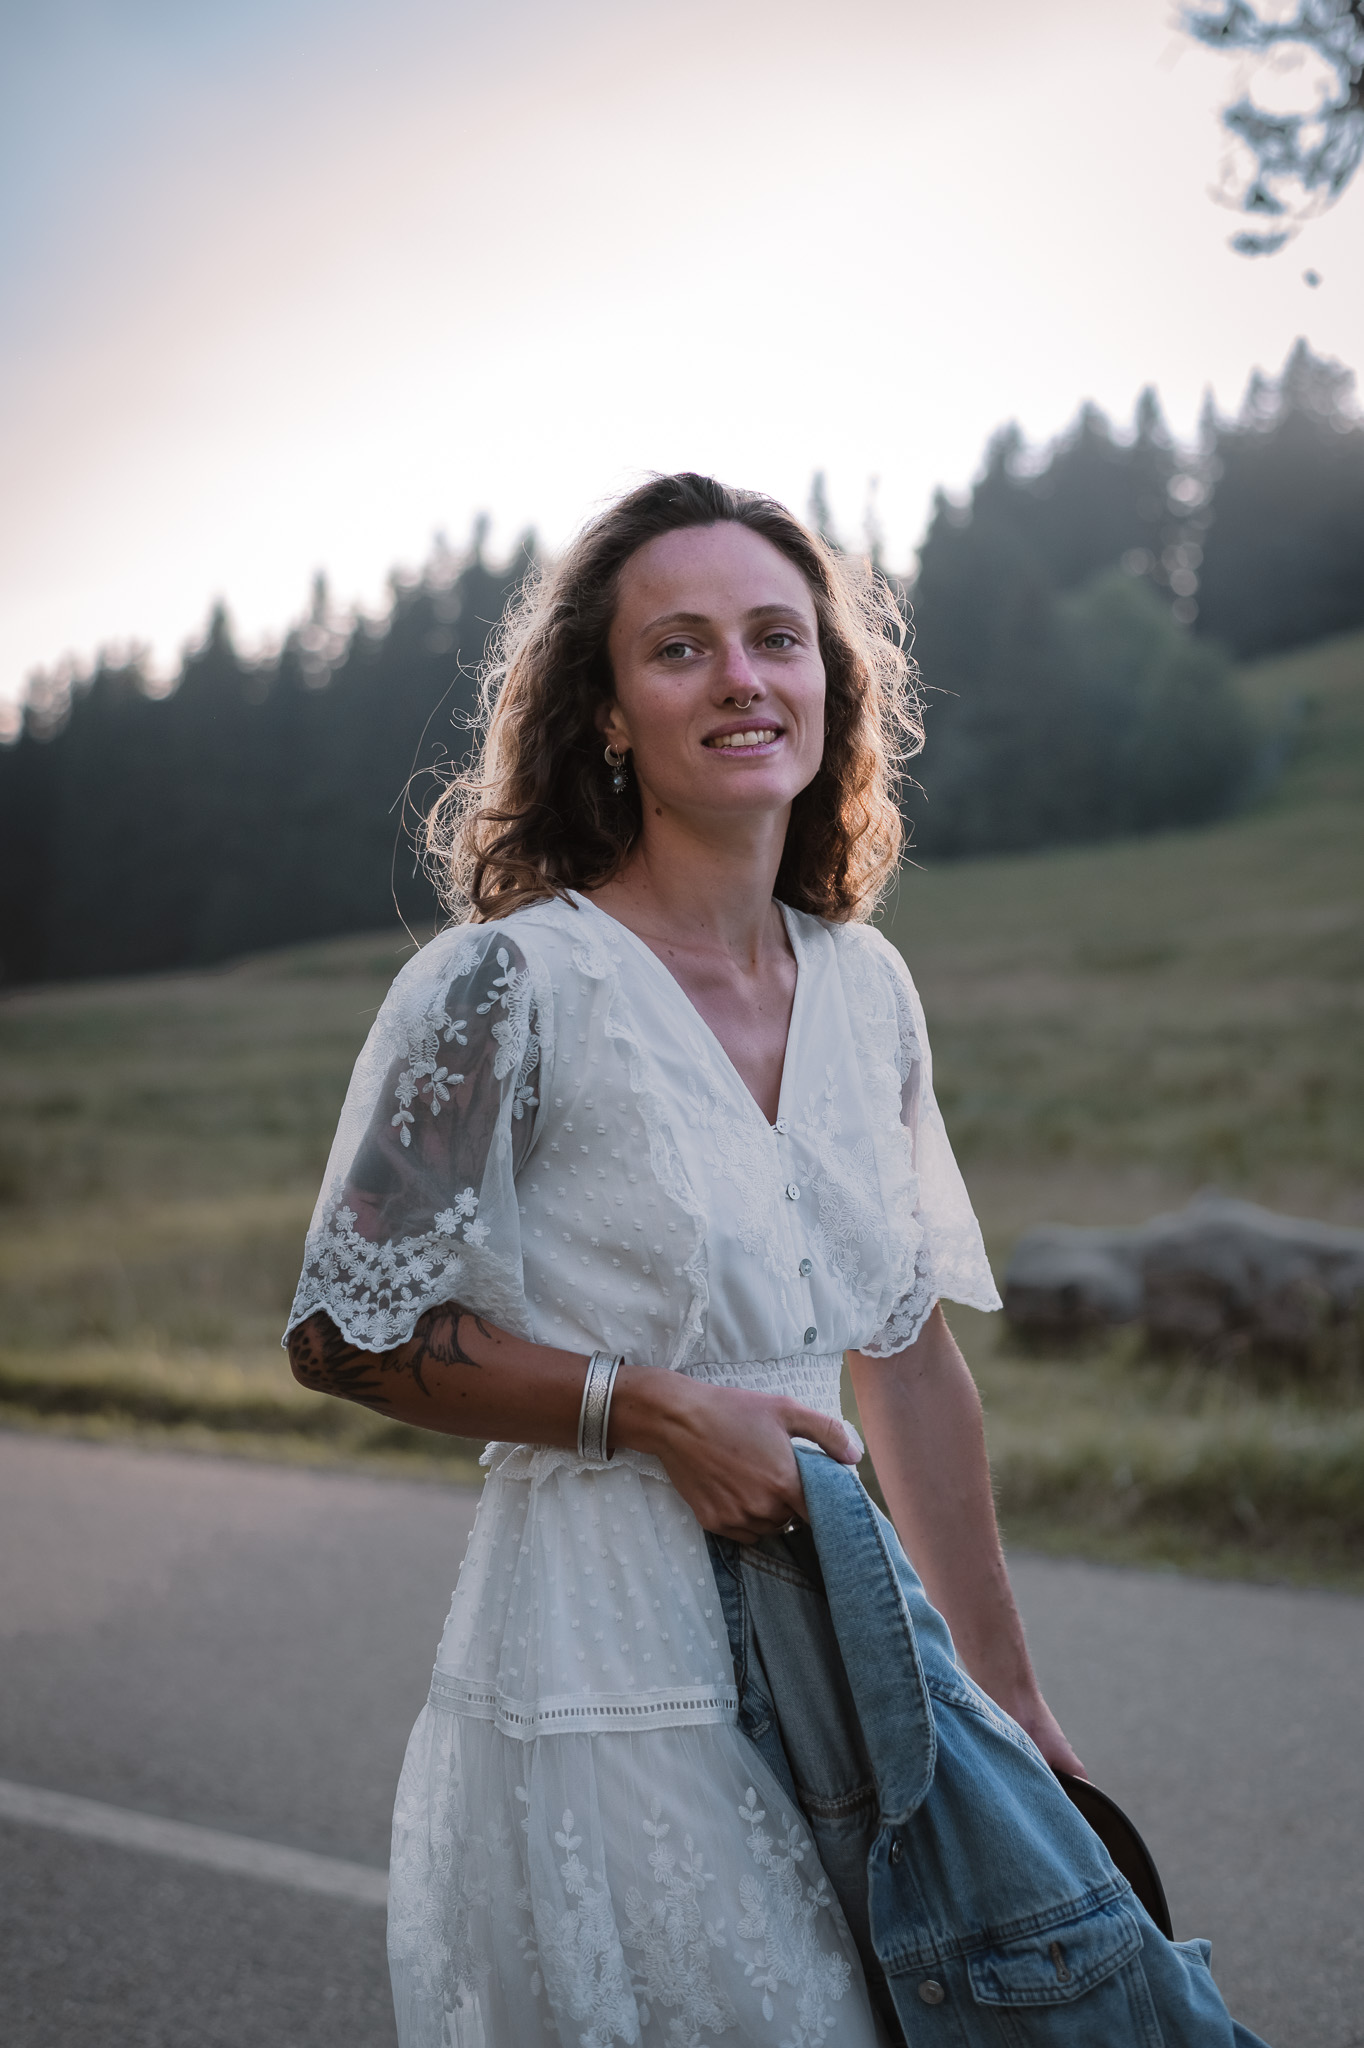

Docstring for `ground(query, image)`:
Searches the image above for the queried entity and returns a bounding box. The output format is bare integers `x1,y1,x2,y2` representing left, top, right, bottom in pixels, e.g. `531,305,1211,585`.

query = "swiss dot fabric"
287,890,999,2047
287,891,998,1373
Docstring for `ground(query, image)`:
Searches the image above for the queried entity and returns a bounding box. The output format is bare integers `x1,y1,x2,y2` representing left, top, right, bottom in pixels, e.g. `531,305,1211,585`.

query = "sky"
2,0,1360,709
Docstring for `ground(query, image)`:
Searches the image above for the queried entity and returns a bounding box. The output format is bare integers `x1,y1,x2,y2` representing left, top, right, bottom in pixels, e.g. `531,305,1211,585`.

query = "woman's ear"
595,698,630,751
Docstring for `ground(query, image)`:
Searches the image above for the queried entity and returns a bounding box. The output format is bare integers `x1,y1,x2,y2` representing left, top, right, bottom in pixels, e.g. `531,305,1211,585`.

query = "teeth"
710,730,778,748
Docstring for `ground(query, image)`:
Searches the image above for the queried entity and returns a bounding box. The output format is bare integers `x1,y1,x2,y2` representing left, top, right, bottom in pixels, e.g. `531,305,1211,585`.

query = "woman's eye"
762,631,796,650
659,641,692,661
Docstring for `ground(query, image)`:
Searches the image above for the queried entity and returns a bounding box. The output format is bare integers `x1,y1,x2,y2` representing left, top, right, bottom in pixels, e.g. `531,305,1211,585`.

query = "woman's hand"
992,1684,1087,1778
289,1308,856,1539
612,1368,859,1542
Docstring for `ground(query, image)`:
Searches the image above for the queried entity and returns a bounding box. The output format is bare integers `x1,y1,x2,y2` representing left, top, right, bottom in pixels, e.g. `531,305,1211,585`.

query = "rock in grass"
1004,1194,1364,1364
1002,1225,1148,1332
1141,1196,1364,1358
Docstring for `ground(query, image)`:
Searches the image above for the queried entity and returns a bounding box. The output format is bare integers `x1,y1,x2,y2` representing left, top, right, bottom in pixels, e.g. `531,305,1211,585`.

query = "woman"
284,473,1096,2044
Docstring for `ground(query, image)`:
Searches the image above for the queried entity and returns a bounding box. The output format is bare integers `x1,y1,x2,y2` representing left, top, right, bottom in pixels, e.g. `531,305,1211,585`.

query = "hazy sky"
3,0,1359,704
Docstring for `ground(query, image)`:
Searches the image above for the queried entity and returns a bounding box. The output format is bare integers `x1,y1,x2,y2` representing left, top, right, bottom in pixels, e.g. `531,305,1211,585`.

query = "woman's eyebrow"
639,610,711,637
638,602,808,639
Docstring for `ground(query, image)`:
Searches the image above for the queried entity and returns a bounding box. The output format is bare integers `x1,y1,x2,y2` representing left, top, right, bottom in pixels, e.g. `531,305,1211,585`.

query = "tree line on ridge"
1,340,1361,986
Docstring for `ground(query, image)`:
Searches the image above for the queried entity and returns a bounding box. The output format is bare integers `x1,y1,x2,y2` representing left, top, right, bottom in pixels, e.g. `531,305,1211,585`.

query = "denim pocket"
967,1897,1163,2047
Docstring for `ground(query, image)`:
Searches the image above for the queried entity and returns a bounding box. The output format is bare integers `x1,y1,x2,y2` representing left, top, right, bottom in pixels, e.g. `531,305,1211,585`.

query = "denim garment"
708,1448,1273,2047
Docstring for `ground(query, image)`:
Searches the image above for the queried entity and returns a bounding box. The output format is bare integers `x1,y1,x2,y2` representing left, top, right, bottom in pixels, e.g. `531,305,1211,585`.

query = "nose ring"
732,694,754,711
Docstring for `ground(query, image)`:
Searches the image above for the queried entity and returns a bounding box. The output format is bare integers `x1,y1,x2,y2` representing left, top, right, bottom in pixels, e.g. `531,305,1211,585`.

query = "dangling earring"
604,743,629,795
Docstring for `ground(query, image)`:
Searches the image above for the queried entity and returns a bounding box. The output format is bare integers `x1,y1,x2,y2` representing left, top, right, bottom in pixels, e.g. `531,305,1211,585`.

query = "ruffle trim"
827,924,931,1336
567,894,711,1372
832,924,1003,1346
479,1439,671,1483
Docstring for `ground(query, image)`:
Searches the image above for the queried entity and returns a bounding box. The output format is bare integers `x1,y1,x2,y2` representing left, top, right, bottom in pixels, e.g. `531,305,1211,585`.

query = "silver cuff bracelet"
577,1349,622,1465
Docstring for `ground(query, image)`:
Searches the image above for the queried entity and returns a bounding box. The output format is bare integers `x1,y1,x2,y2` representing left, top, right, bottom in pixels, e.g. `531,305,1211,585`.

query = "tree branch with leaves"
1182,0,1364,252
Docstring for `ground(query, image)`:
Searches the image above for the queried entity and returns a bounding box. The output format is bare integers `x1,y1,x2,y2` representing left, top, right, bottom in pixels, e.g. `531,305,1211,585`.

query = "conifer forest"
3,339,1362,987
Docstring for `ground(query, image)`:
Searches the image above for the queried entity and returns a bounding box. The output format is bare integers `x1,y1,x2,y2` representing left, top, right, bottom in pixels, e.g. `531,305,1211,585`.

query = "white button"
803,1326,818,1345
786,1182,800,1201
773,1118,788,1135
798,1258,813,1277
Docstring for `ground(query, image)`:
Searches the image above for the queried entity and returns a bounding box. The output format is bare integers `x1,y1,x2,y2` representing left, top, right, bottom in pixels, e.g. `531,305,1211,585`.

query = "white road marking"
0,1777,388,1907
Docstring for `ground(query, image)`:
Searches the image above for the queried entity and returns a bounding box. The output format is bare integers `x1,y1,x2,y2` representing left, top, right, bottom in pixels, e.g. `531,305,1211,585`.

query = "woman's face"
600,521,826,824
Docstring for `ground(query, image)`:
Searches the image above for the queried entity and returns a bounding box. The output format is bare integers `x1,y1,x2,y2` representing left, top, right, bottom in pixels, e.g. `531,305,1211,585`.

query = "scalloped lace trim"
288,1206,529,1354
854,1232,938,1356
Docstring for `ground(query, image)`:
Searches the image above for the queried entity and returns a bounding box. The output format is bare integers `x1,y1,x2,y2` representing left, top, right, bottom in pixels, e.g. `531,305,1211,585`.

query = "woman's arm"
288,1306,857,1542
847,1304,1084,1775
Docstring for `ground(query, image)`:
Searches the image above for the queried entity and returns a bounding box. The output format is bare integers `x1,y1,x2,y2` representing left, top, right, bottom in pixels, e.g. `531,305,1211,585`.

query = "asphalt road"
1,1433,1360,2048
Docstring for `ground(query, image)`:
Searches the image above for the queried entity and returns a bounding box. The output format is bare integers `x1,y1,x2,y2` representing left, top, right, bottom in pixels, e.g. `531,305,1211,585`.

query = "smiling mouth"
703,727,784,750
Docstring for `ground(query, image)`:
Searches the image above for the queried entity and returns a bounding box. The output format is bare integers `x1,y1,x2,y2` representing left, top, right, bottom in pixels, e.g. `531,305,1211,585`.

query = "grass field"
2,628,1362,1575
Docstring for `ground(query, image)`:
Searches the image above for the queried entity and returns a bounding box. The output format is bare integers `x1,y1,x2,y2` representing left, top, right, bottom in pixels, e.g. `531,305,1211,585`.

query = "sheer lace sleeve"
285,924,548,1351
858,935,1001,1356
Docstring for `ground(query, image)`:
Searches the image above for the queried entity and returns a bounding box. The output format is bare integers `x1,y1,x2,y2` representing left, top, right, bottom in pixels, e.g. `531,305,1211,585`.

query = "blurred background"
1,2,1363,2044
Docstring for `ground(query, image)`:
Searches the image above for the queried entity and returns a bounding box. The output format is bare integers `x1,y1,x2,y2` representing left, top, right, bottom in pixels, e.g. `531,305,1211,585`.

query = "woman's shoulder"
388,897,584,998
791,907,916,991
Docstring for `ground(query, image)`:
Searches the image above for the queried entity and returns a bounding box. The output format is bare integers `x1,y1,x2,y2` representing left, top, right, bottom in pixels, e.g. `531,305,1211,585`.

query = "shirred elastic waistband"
682,1351,844,1376
681,1353,845,1417
480,1354,849,1480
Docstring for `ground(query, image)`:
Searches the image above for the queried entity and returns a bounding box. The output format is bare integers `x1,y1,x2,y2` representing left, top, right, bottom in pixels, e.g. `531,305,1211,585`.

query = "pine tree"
1196,340,1364,655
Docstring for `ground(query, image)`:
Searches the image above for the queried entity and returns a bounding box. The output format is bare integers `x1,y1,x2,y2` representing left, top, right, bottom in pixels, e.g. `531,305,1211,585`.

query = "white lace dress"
288,891,1000,2048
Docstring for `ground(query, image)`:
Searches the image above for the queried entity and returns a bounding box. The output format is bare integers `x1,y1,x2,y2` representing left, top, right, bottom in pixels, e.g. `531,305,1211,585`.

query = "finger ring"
782,1518,800,1534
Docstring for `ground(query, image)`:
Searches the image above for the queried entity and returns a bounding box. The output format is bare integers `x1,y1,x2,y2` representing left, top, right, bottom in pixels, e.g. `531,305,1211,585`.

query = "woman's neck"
589,802,790,967
586,804,798,1124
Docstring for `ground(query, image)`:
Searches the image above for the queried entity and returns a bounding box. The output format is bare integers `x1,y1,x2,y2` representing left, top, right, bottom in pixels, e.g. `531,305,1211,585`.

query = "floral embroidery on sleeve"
434,1188,490,1247
391,1006,469,1147
479,946,541,1115
287,924,548,1352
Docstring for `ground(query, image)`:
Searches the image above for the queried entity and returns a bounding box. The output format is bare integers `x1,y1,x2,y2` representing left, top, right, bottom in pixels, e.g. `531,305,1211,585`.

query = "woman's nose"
715,640,763,702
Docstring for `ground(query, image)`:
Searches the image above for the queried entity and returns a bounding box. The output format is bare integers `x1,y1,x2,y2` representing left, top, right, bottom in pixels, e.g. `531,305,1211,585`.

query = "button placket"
775,1112,817,1352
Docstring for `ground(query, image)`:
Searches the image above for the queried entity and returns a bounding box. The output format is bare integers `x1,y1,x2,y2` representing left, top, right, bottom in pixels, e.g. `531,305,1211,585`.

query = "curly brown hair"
426,473,921,924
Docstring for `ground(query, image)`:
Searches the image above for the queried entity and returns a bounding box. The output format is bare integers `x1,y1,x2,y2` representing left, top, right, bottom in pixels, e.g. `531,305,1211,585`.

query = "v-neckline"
573,892,805,1134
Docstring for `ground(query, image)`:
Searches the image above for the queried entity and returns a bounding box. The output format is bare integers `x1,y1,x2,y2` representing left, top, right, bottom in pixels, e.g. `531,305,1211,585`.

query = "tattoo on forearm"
289,1303,491,1413
405,1307,494,1393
